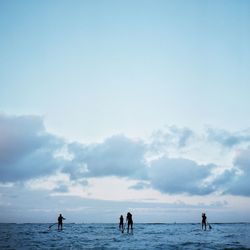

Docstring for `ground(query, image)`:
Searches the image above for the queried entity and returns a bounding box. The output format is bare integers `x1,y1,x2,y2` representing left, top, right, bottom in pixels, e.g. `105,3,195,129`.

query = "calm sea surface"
0,223,249,249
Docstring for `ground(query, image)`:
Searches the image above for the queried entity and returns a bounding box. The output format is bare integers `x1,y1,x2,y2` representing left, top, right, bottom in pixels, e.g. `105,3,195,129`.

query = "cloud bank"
207,128,250,148
149,158,215,195
64,135,147,180
219,149,250,196
0,114,63,182
1,113,250,196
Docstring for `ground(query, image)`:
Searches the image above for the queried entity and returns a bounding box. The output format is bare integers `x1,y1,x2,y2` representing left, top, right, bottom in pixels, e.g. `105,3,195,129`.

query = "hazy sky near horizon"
0,0,250,223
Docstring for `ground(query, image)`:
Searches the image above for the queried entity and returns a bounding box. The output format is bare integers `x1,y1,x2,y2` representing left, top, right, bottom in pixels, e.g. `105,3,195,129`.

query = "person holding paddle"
119,215,124,231
202,213,207,231
126,212,133,234
58,214,65,231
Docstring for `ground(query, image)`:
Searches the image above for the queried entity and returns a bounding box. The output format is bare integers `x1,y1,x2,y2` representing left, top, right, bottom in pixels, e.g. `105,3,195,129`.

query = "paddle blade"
49,223,57,229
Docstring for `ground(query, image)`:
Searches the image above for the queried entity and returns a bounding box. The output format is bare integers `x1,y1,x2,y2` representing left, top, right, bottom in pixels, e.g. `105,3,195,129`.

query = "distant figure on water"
119,215,124,231
202,213,207,231
58,214,65,230
126,212,133,233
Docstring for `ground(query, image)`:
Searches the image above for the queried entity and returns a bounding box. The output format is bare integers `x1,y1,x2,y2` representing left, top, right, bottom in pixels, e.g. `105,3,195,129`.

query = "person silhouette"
202,213,207,231
119,215,124,231
58,213,65,230
126,212,133,234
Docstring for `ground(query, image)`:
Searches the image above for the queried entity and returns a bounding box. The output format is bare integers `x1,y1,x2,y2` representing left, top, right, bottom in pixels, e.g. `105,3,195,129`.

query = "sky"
0,0,250,223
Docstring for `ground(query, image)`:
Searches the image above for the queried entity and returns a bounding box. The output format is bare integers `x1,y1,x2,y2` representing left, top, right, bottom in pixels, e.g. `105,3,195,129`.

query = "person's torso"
127,214,132,221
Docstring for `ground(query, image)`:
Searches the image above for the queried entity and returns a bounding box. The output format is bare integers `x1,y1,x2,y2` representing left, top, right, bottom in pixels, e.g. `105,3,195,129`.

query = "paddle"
48,223,57,229
207,222,212,229
122,223,126,233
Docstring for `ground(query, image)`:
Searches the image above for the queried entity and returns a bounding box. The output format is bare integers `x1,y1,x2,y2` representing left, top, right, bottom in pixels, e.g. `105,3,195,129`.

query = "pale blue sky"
1,0,250,142
1,0,250,222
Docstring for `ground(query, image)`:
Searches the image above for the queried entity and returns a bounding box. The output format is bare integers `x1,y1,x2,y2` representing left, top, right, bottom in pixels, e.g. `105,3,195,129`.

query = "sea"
0,223,249,249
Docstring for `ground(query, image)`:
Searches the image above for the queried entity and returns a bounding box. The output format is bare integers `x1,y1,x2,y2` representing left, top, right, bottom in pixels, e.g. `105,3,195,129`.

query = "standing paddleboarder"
202,213,207,231
119,215,124,232
126,212,133,234
58,213,66,231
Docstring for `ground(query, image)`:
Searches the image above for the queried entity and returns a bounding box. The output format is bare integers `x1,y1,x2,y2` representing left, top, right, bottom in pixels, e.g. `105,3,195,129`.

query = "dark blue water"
0,223,249,249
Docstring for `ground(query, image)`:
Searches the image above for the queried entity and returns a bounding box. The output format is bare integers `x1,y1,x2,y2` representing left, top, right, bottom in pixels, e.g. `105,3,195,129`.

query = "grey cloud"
207,128,250,147
149,126,194,153
64,135,147,180
53,184,69,193
212,169,236,187
211,148,250,196
129,181,151,190
169,126,194,148
0,114,147,183
0,114,44,164
225,149,250,196
149,157,215,195
2,113,250,197
0,114,63,182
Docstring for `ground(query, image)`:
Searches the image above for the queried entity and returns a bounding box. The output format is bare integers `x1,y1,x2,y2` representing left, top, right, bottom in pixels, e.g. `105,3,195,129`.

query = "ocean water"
0,223,249,249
